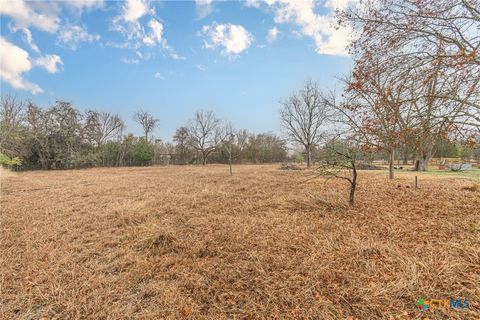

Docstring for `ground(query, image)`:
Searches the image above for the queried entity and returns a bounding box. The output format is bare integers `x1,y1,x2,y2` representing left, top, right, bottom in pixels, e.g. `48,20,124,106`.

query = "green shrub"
0,153,22,166
291,153,304,163
133,139,154,163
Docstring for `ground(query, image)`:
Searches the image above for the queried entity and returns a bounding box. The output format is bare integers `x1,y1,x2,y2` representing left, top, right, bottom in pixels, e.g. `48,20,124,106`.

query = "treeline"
0,95,287,169
1,91,478,171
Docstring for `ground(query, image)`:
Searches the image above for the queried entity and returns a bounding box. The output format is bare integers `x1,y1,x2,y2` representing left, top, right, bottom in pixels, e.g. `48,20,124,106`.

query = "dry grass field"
1,165,479,319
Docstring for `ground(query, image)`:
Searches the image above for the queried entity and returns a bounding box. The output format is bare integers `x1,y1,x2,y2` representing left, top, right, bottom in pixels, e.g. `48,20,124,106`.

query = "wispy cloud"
266,27,280,43
154,72,164,79
67,0,105,10
121,57,140,64
195,0,213,19
34,54,63,73
110,0,182,60
142,18,167,47
196,64,207,71
57,25,101,50
11,26,41,53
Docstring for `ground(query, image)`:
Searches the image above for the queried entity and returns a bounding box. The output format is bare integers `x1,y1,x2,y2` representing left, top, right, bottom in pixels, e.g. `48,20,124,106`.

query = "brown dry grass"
1,165,479,319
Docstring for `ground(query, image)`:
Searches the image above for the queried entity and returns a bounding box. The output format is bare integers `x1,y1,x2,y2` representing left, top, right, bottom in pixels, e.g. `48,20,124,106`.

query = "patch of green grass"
395,168,480,181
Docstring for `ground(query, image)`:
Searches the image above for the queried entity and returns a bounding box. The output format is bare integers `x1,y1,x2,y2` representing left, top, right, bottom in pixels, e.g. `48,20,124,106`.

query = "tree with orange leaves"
334,0,479,172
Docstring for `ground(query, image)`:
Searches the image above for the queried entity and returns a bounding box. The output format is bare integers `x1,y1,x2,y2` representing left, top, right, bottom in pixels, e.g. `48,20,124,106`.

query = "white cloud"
34,54,63,73
202,23,253,56
57,25,100,50
263,0,356,55
245,0,261,8
11,26,41,53
266,27,280,43
66,0,104,10
135,50,152,61
325,0,354,11
136,51,145,59
111,0,151,47
196,64,207,71
111,2,180,58
0,37,42,94
244,0,276,7
22,28,40,53
195,0,213,19
111,19,143,46
143,19,165,47
154,72,164,80
121,0,151,22
121,57,140,64
170,53,186,60
0,0,59,32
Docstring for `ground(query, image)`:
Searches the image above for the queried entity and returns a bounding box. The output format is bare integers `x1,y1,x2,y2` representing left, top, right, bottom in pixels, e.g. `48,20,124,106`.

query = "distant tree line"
0,95,287,170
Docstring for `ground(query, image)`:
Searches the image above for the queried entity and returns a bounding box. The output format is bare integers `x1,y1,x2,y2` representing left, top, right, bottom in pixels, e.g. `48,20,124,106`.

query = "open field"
1,165,479,319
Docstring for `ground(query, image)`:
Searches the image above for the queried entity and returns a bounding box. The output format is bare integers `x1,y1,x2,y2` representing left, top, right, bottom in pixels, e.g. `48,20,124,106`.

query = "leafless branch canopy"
85,111,124,146
133,110,159,141
187,110,222,165
280,80,330,167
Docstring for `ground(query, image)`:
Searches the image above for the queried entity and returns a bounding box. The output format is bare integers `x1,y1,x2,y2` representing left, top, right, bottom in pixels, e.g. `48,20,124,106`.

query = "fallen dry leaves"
0,165,479,319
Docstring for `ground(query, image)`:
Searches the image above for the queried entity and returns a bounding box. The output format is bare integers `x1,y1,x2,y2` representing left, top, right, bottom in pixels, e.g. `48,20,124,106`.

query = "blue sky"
0,0,355,140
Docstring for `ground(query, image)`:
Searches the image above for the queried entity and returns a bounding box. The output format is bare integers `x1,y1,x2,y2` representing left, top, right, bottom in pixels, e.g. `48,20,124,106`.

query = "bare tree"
314,139,360,206
234,129,249,163
280,80,329,168
133,110,159,141
405,64,467,170
343,56,414,179
173,126,194,164
25,103,50,169
84,111,124,146
49,101,83,167
187,110,221,165
1,95,26,159
342,0,479,67
243,132,287,163
340,0,480,128
221,122,236,175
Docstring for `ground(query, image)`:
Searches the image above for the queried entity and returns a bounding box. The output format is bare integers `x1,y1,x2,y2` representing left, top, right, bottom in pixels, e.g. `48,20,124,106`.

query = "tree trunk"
228,154,232,176
306,146,311,168
415,157,428,171
349,163,357,206
40,158,48,170
414,149,433,171
388,149,395,180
